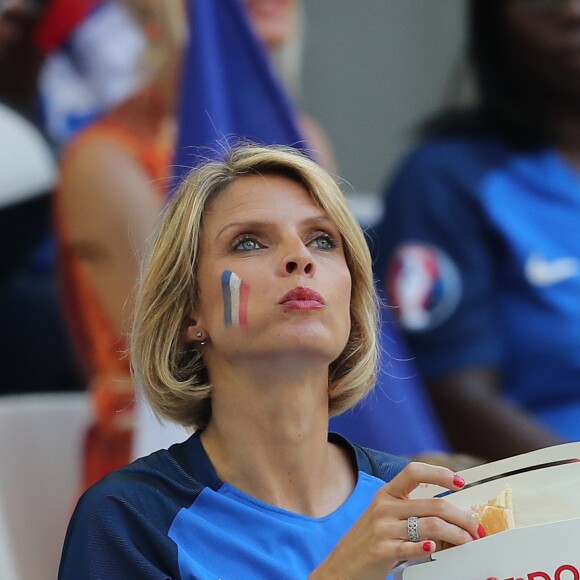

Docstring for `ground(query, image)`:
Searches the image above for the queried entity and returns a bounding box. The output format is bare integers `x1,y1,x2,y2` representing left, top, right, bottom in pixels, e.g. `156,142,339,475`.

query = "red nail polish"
453,474,465,488
422,541,433,553
486,577,499,580
478,523,487,538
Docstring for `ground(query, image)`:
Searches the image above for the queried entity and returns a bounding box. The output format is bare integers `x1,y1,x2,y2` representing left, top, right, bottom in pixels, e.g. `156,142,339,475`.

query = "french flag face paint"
221,270,250,327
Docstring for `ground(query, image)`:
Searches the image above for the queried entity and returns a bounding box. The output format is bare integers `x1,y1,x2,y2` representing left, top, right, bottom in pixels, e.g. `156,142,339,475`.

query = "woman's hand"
311,462,484,580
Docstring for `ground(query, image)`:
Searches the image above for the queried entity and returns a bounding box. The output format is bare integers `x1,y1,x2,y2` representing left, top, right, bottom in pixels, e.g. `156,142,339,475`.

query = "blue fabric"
173,0,306,183
169,473,385,579
59,432,407,579
375,135,580,441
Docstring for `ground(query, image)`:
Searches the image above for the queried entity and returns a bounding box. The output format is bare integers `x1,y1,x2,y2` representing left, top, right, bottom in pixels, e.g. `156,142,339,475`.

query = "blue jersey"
59,431,407,579
374,136,580,441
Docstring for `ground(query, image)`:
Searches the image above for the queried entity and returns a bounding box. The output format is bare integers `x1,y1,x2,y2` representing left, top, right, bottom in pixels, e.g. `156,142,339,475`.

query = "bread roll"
439,484,515,550
475,485,515,535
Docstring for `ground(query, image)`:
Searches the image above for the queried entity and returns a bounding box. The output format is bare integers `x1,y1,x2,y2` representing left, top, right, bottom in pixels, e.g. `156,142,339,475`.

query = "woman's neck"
200,366,356,518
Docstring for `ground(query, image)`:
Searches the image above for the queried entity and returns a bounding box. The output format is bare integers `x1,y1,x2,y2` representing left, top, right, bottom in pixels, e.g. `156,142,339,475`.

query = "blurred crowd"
2,0,580,492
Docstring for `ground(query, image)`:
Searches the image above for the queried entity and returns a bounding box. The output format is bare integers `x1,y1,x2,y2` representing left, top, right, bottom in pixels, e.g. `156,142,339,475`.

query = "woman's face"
503,0,580,100
191,173,352,369
244,0,298,51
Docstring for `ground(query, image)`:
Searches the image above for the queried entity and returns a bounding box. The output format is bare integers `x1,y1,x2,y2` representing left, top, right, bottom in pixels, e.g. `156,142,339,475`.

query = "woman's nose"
280,242,316,277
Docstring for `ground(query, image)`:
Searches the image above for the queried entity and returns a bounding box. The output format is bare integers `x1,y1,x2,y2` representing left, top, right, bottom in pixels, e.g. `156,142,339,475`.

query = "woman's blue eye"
235,238,260,251
311,234,336,250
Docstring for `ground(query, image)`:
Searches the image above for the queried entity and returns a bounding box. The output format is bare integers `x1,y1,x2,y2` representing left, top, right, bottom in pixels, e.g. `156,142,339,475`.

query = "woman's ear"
183,312,198,343
183,312,208,345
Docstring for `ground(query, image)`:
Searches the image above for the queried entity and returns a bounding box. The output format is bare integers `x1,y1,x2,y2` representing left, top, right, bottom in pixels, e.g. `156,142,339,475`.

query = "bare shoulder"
58,134,161,244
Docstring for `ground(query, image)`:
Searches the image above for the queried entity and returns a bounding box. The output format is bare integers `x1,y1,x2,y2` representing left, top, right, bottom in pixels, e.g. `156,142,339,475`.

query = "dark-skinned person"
373,0,580,460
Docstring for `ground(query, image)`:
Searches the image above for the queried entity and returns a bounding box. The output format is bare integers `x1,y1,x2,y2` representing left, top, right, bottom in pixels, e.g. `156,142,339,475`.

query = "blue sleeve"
373,138,506,379
58,477,181,580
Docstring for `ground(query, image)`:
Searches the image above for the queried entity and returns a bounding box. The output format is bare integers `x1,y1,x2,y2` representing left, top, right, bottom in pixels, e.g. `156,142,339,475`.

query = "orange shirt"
55,114,172,487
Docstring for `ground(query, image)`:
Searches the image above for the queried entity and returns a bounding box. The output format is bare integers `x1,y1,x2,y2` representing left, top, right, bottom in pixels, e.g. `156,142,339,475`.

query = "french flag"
221,270,250,328
34,0,101,54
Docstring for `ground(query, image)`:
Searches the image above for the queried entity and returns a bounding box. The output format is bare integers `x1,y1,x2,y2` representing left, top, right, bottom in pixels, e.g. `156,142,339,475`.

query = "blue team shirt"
59,431,407,579
374,135,580,441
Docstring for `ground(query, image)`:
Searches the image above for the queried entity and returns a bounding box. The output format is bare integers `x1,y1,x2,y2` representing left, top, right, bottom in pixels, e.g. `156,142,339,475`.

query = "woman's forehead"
206,173,324,216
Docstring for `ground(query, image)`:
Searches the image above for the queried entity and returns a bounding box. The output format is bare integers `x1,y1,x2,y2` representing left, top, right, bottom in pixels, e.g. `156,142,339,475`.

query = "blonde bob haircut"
131,143,380,430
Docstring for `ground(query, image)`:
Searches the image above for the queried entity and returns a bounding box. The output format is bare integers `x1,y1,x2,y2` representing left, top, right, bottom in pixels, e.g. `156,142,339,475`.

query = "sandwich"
475,484,515,535
440,484,515,550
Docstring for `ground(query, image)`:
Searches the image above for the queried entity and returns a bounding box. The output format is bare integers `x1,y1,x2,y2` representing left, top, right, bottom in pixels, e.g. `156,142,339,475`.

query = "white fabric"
40,1,147,147
0,103,56,208
0,393,91,580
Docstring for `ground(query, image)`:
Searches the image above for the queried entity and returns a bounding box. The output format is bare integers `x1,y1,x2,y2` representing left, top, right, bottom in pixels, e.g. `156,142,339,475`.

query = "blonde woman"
60,144,483,579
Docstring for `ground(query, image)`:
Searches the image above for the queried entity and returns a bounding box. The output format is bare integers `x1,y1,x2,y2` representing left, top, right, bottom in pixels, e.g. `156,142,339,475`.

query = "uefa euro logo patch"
387,242,462,332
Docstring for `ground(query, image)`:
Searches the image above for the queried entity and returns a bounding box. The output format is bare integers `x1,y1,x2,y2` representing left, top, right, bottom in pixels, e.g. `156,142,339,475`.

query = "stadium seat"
0,393,91,580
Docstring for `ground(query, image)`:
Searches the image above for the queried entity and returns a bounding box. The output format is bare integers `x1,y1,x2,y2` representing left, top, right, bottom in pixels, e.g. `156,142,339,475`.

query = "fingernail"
477,523,487,538
486,578,499,580
453,474,465,488
422,541,434,553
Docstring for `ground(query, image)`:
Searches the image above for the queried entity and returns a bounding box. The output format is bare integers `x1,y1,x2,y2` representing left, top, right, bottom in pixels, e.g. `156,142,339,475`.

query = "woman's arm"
59,137,163,339
428,366,563,461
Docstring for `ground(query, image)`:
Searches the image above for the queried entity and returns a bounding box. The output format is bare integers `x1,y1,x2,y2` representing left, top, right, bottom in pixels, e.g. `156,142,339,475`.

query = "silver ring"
407,516,420,542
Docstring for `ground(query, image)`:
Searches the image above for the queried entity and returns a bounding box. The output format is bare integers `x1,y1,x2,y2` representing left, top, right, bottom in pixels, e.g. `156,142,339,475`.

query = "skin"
243,0,298,51
504,0,580,162
183,174,481,576
58,118,166,338
429,368,562,461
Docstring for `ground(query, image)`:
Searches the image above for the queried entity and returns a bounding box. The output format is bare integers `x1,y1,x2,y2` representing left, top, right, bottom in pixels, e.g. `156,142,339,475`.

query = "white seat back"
0,393,91,580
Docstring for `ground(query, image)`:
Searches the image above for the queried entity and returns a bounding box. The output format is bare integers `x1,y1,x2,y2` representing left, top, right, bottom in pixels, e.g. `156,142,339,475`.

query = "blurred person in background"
373,0,580,460
56,0,337,488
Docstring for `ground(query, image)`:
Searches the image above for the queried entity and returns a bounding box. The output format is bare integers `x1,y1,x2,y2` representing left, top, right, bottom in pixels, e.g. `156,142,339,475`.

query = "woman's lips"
279,286,325,309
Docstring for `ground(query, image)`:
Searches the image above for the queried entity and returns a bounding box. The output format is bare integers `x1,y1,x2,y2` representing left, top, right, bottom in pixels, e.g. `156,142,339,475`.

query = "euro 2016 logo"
501,564,580,580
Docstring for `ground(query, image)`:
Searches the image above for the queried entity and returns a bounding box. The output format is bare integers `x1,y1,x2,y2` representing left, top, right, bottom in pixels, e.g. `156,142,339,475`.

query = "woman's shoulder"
74,434,212,522
354,444,409,483
60,442,203,579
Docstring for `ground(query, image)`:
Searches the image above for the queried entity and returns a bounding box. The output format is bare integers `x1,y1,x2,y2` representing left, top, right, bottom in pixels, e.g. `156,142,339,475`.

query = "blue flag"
173,0,306,182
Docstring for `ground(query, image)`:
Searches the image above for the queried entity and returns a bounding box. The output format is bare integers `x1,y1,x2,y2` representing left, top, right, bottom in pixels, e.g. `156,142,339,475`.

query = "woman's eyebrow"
216,215,332,239
216,220,267,239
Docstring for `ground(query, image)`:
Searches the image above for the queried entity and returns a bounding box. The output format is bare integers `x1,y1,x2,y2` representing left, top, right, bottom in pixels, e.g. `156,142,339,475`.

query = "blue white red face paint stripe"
221,270,249,327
